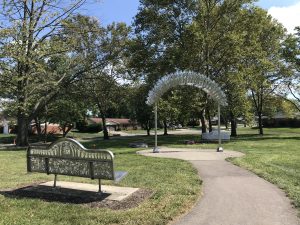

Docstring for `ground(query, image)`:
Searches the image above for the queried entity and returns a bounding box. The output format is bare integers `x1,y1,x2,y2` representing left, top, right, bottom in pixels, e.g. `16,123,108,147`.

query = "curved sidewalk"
139,147,300,225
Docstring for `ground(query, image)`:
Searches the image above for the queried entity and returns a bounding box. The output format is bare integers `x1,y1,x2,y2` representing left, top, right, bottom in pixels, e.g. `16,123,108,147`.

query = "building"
88,118,138,131
31,122,62,135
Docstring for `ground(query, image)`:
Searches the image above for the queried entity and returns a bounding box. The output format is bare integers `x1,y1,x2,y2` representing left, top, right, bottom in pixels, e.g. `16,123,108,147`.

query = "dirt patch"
88,189,153,210
0,184,154,210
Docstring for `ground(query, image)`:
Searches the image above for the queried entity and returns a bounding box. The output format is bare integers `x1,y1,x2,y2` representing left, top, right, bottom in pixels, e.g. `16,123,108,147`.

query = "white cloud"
268,1,300,34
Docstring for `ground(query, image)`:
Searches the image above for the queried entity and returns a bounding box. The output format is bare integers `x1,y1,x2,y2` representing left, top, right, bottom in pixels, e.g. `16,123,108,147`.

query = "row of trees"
131,0,300,136
0,0,300,146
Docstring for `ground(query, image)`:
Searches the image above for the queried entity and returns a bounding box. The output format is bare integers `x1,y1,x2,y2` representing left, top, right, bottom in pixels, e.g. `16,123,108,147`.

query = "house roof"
107,118,132,125
88,118,102,124
88,118,134,125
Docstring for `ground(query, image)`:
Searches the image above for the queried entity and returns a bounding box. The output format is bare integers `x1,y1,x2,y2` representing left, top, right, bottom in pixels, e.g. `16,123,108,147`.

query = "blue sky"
80,0,139,26
258,0,299,8
81,0,300,33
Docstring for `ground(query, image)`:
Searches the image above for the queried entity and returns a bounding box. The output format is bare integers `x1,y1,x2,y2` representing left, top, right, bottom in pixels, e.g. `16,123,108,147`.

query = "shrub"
187,120,200,127
77,121,103,133
262,118,300,128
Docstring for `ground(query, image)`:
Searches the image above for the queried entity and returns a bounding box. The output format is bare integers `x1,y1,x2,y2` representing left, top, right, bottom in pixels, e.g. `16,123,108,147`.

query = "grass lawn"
83,127,300,212
227,128,300,210
0,127,300,224
0,136,201,225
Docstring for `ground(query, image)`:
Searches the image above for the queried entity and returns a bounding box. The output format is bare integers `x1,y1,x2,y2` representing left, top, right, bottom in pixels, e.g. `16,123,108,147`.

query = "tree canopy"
1,0,299,144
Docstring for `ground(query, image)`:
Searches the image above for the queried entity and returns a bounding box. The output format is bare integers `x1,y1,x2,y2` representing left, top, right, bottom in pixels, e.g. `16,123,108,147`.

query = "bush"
262,118,300,128
9,125,17,134
187,120,200,127
76,120,87,131
77,121,103,133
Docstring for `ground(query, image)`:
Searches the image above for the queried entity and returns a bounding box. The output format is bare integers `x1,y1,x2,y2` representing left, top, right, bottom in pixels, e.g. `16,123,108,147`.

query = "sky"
81,0,300,34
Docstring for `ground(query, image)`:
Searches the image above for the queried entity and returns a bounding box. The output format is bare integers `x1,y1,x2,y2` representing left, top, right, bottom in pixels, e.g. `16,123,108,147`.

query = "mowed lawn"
0,134,201,225
227,128,300,210
0,127,300,224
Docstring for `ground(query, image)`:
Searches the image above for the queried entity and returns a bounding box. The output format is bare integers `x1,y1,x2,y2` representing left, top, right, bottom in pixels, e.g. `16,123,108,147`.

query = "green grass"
0,137,201,225
226,128,300,210
1,127,300,224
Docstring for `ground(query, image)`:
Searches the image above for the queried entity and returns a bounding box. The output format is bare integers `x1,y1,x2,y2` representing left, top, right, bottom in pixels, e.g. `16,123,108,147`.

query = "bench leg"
98,179,101,193
54,174,57,188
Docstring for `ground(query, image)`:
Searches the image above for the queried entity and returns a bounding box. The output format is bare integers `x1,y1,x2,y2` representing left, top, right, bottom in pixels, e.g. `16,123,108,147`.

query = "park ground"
0,127,299,224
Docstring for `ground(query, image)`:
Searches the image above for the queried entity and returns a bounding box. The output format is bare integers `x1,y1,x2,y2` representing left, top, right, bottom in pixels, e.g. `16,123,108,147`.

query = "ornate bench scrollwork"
27,138,127,193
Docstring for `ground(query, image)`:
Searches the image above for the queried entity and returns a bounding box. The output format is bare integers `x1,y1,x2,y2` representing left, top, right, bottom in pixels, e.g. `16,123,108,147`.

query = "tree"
0,0,105,146
134,0,198,73
158,96,179,135
85,72,123,139
167,86,207,131
185,0,255,135
130,85,154,136
132,0,255,135
131,0,199,112
282,27,300,71
240,7,286,135
47,90,87,137
73,18,131,140
279,27,300,111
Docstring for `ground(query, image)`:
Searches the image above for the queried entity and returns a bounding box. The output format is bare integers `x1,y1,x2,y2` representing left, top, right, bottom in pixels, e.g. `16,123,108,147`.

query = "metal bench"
27,138,127,192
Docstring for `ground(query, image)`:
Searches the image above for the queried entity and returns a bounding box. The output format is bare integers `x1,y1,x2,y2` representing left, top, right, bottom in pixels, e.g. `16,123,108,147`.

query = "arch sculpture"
146,71,227,152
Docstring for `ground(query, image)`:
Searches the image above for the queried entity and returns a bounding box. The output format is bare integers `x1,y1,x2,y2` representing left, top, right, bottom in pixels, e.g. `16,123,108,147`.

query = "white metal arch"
146,71,227,106
146,71,227,153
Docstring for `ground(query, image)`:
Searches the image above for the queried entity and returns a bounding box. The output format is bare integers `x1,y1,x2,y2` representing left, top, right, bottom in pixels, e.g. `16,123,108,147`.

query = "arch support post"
153,103,159,153
217,103,223,152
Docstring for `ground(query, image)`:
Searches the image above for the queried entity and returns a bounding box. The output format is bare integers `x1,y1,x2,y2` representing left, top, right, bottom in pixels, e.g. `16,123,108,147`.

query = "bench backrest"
27,138,115,180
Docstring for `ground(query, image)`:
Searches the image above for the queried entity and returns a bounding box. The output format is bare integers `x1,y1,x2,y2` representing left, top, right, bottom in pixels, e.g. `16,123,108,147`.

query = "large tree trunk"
200,109,207,133
258,112,263,135
44,119,48,143
34,117,42,141
62,125,67,137
163,120,168,135
224,117,229,130
62,124,73,137
101,116,109,140
207,109,213,132
96,104,109,140
146,121,151,136
251,89,264,135
16,113,29,146
230,112,237,137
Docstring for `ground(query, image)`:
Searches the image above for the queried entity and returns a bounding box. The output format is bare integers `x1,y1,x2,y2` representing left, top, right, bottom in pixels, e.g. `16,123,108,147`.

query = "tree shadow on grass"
82,133,300,152
0,136,15,144
231,134,300,142
82,134,202,150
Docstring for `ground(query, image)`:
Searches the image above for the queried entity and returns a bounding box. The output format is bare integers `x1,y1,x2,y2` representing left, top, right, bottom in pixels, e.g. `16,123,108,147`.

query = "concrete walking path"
139,147,300,225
